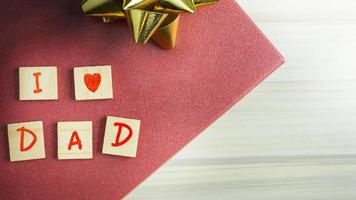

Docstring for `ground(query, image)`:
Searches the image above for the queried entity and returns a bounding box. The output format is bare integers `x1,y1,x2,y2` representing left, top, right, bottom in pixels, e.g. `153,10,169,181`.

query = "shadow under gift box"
0,0,284,199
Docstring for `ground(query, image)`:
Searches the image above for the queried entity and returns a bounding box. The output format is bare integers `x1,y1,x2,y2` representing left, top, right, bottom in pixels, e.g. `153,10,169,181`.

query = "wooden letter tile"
19,66,58,100
74,65,113,100
102,116,141,158
7,121,46,162
57,121,93,160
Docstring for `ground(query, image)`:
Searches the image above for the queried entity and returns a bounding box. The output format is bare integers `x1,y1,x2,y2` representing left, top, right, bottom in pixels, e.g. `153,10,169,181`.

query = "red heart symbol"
84,73,101,93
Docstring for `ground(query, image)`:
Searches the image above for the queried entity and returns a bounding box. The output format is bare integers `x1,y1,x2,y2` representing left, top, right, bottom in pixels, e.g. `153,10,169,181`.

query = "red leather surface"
0,0,284,199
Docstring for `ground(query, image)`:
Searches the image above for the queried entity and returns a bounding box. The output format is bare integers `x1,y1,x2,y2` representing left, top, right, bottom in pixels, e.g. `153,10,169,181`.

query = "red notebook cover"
0,0,284,199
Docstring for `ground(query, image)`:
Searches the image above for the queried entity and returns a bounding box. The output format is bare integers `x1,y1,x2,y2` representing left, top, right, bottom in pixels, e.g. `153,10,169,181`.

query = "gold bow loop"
81,0,218,49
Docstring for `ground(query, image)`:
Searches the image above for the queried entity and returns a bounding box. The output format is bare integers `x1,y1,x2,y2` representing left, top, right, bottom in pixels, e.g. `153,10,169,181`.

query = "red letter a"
111,123,133,147
16,126,37,152
68,131,83,150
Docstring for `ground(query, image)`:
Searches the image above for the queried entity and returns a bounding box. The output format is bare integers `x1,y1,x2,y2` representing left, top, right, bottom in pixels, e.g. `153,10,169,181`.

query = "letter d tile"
7,121,46,162
102,116,141,158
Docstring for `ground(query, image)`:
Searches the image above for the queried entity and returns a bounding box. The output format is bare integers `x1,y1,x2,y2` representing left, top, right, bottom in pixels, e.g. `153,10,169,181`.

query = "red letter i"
33,72,43,94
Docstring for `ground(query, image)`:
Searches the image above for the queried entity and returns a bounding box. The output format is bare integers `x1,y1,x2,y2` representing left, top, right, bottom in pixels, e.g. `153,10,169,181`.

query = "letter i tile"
19,66,58,100
7,121,46,162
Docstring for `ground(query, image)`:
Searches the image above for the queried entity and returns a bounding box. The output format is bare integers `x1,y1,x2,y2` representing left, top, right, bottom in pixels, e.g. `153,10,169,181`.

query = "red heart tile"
84,73,101,93
0,0,283,199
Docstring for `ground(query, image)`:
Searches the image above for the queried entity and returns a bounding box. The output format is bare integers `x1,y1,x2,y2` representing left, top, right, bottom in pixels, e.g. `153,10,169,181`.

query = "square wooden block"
74,65,113,100
102,116,141,158
7,121,46,162
57,121,93,160
19,66,58,100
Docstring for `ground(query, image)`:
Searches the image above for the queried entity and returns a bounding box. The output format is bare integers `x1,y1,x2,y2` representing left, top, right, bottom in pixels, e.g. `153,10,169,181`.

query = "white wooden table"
126,1,356,199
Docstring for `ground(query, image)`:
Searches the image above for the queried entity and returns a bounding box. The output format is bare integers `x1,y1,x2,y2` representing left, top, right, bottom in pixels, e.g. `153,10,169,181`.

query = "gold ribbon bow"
81,0,219,49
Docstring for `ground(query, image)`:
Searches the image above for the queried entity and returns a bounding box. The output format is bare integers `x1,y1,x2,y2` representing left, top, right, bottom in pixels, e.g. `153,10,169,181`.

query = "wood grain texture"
126,0,356,199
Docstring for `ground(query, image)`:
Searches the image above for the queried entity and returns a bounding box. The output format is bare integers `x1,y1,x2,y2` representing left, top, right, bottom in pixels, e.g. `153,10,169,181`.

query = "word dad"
8,117,141,162
8,66,141,162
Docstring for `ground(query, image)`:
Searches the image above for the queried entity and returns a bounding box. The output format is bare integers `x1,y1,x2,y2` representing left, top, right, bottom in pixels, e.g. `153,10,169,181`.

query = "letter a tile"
7,121,46,162
74,65,113,100
57,121,93,160
102,116,141,158
19,66,58,100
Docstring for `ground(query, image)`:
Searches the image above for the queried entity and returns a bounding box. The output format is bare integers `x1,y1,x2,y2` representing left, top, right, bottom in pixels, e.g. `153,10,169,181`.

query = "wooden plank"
126,0,356,199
